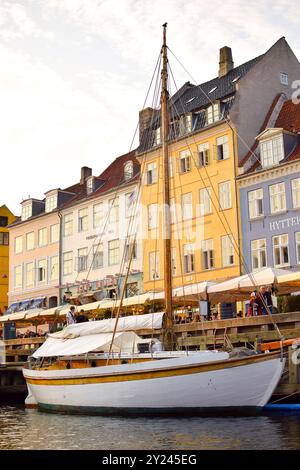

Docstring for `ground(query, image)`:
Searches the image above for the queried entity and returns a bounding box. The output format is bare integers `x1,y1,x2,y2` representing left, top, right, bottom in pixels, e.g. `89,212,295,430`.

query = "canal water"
0,405,299,450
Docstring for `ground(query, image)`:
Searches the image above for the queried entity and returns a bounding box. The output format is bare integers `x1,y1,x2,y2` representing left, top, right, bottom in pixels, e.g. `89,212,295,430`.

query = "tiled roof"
275,100,300,133
243,99,300,174
59,149,139,210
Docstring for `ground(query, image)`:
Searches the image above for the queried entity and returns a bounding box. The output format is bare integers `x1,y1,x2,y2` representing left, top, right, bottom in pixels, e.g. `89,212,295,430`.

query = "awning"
32,331,142,357
78,301,101,312
30,297,45,309
19,300,30,311
5,302,20,314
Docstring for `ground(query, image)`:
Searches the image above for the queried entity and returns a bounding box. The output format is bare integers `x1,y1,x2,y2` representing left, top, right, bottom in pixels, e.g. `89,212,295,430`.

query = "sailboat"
23,24,285,416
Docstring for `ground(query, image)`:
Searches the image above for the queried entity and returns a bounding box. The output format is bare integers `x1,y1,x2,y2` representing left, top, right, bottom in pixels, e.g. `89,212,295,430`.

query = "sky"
1,0,300,215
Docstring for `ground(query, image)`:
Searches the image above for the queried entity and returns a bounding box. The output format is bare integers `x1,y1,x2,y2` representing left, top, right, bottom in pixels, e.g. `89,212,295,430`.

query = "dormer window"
21,204,32,221
260,136,284,168
206,103,220,125
179,114,192,136
45,193,57,213
124,161,133,181
86,176,95,194
154,127,161,146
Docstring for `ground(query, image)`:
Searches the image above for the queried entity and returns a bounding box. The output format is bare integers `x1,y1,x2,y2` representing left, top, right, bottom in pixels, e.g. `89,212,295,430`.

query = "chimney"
219,46,234,77
139,107,155,142
80,166,92,185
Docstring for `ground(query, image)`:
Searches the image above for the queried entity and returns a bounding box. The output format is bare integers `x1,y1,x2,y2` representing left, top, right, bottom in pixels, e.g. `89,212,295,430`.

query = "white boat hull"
23,352,285,415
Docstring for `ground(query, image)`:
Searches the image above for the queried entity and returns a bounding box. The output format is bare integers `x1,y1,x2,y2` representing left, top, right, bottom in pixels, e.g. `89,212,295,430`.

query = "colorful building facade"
0,205,16,314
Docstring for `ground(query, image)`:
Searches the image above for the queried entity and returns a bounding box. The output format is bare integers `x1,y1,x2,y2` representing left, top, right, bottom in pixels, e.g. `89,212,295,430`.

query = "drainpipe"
58,210,63,305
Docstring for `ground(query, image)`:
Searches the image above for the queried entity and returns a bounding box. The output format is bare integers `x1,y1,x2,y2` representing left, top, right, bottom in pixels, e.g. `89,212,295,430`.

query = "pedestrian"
248,292,257,316
260,285,273,315
76,309,89,323
66,305,76,325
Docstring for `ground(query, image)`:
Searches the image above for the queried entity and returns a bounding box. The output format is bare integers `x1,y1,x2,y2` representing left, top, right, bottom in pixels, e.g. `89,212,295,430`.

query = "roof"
242,99,300,174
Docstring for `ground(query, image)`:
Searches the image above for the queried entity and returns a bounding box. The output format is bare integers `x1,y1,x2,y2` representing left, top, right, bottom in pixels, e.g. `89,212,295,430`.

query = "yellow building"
0,205,16,314
138,118,241,294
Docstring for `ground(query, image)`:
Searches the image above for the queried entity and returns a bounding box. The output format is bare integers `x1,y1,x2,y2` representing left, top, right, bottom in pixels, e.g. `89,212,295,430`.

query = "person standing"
260,286,273,315
66,306,76,325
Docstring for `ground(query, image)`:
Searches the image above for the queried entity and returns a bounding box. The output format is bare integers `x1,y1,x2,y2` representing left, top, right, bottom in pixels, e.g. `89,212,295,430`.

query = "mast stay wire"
167,57,283,342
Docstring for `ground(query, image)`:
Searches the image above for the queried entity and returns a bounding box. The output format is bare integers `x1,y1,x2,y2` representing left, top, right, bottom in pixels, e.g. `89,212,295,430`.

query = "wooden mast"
161,23,173,333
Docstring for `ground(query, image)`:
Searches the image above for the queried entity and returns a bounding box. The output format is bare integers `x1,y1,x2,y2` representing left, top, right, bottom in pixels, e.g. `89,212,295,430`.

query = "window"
77,248,88,272
280,72,288,85
0,216,8,227
206,103,220,125
50,255,59,280
109,198,119,224
251,239,267,269
202,239,214,270
124,161,133,181
217,135,229,160
26,262,35,287
171,247,177,276
15,236,23,254
149,251,160,279
221,235,234,267
93,244,104,269
154,127,161,146
292,178,300,208
63,213,73,237
50,224,59,243
14,265,22,288
26,232,35,250
183,244,195,273
37,259,47,283
0,232,9,245
78,208,88,232
198,142,210,166
124,241,136,261
148,203,158,229
170,198,177,224
38,228,47,247
93,203,104,229
269,183,286,214
248,188,263,219
182,193,193,220
179,114,192,135
260,137,284,167
219,181,232,210
146,162,157,185
273,234,289,267
108,239,119,265
296,233,300,264
200,188,212,215
86,177,94,194
45,194,57,212
63,251,73,276
179,150,191,173
125,191,136,217
169,157,174,178
21,204,32,221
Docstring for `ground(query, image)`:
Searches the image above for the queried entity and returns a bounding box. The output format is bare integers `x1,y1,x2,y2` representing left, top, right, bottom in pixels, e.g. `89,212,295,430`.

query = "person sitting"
76,309,89,323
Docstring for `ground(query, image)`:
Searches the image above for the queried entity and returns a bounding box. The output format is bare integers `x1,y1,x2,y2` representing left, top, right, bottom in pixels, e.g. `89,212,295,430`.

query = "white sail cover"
32,331,143,358
48,312,164,340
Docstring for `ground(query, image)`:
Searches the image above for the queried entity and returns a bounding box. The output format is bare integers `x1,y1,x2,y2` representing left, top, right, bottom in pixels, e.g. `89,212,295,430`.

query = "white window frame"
25,262,35,288
149,251,160,279
251,239,267,270
260,137,284,168
45,194,57,213
202,239,214,270
63,251,73,276
148,203,158,230
200,187,212,216
14,265,22,289
63,213,73,237
50,224,59,243
124,161,134,181
179,150,191,173
198,142,210,166
216,135,229,161
221,235,234,267
77,247,88,272
26,232,35,251
92,244,104,269
50,255,59,281
78,208,88,232
273,234,289,267
15,236,23,254
206,103,220,125
292,178,300,209
280,72,288,85
269,182,286,214
146,162,157,185
248,188,263,219
38,228,47,247
37,259,47,283
109,198,119,224
183,243,195,273
219,181,232,210
21,204,32,221
108,239,119,266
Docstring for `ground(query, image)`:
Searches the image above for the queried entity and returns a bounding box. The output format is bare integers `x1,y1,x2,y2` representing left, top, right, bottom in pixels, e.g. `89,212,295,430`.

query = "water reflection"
0,406,299,450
